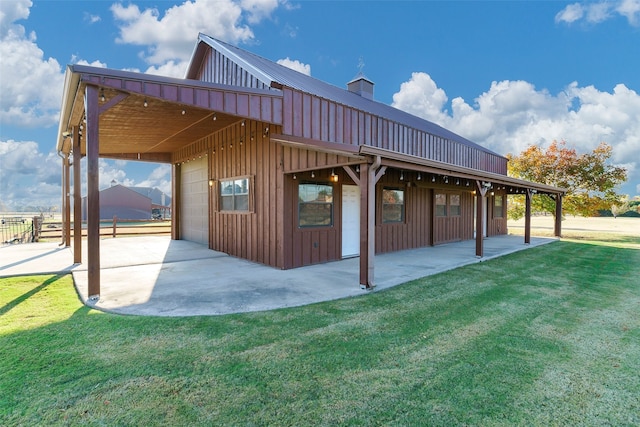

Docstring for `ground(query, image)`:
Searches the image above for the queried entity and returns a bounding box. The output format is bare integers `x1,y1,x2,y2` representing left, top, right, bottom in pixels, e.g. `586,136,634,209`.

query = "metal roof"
195,34,500,157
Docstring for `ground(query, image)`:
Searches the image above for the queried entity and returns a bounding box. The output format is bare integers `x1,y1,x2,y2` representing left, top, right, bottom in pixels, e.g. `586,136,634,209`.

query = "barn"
56,33,564,298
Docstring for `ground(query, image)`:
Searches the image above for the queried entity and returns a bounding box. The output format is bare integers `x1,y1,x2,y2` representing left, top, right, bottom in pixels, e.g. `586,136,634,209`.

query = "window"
494,195,504,218
382,188,405,223
220,177,249,211
450,194,461,216
298,183,333,227
435,193,447,217
436,193,462,217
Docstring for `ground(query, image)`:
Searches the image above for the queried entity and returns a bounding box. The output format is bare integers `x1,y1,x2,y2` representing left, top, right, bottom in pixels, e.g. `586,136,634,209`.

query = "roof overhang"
56,64,283,161
359,146,566,195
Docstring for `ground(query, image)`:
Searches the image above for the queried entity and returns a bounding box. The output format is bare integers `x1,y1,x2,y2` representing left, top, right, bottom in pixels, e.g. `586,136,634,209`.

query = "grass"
1,233,639,426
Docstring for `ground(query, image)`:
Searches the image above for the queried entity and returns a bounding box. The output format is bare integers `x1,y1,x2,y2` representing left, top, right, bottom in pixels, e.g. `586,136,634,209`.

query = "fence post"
32,215,41,242
112,215,117,238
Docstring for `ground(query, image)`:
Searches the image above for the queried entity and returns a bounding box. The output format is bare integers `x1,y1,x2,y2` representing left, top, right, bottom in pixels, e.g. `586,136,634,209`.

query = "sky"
1,0,639,211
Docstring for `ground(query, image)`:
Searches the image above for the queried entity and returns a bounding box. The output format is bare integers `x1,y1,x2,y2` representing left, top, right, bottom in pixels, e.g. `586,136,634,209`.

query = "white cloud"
83,12,101,24
618,0,640,25
241,0,278,24
556,0,640,26
145,60,188,78
0,0,63,128
73,58,108,68
555,3,585,24
0,0,31,37
110,0,279,65
391,73,640,195
277,57,310,75
391,72,450,127
136,164,172,195
0,139,61,209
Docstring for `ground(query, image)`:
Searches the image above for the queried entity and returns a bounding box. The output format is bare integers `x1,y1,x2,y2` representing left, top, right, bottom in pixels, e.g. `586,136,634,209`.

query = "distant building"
81,184,171,220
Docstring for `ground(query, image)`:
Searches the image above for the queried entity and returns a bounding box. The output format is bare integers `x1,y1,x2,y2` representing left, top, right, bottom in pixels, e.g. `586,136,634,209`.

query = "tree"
506,140,627,218
610,199,630,218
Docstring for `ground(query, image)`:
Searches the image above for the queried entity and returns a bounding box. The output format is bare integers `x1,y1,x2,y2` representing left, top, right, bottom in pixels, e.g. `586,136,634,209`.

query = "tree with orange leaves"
506,140,627,218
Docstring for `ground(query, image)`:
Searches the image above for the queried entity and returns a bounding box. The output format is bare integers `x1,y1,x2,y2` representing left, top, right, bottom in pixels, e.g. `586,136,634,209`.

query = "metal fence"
1,215,42,245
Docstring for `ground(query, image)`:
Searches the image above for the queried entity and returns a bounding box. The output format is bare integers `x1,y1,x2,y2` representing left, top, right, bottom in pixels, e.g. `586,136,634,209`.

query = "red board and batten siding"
174,121,285,269
282,168,353,269
190,50,507,176
487,193,508,237
197,49,272,90
374,171,433,254
432,191,475,244
280,88,506,175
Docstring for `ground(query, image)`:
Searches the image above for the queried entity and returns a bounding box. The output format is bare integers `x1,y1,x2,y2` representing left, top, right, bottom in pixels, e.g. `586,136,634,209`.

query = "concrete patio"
1,234,555,316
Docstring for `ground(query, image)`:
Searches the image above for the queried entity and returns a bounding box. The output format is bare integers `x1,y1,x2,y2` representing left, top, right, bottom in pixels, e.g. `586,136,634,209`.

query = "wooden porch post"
60,155,67,245
554,194,563,237
64,154,71,247
359,163,370,288
85,85,100,299
524,189,532,244
73,125,82,263
359,158,384,289
475,181,489,257
171,162,181,240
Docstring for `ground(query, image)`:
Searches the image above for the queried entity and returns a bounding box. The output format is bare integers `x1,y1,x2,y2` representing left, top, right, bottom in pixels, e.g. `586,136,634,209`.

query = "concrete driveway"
1,234,554,316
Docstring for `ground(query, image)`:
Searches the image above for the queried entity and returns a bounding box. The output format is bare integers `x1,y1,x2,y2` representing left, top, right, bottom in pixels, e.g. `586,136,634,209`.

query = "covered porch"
0,234,556,316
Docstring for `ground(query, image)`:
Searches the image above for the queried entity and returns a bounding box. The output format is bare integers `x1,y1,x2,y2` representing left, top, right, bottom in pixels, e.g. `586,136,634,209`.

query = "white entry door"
342,185,360,258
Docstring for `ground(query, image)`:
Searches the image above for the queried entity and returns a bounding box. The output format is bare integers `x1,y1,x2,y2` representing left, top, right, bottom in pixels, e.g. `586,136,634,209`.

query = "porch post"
73,125,82,263
171,162,181,240
60,155,67,246
360,163,375,289
475,181,488,257
524,189,532,244
554,194,563,237
64,154,71,247
85,85,100,299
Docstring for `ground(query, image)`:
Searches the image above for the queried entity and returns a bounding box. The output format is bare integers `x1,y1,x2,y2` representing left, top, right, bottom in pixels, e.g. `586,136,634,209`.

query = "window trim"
435,192,462,217
449,194,461,217
435,193,447,217
217,175,254,213
494,194,504,218
297,182,334,228
382,187,405,224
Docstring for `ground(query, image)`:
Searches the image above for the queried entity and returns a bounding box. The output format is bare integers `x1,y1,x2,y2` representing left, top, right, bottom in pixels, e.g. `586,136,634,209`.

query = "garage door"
180,157,209,245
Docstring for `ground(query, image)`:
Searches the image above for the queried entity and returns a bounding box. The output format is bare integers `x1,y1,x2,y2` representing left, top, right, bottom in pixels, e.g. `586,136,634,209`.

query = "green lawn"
1,235,639,426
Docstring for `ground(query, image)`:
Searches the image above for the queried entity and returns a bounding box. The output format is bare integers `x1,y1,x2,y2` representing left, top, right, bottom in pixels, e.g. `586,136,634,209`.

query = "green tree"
506,140,627,218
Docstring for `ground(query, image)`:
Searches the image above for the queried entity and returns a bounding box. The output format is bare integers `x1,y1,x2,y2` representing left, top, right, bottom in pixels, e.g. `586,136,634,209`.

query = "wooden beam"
342,165,360,186
64,154,71,247
59,156,66,246
359,162,370,288
554,194,563,237
475,180,489,257
359,156,382,289
72,126,82,264
98,92,128,115
85,85,100,299
101,153,172,163
171,162,181,240
524,189,532,244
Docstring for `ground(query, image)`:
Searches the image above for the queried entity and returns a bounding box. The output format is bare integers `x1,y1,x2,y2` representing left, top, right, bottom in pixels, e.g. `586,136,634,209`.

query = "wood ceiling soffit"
145,110,219,152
